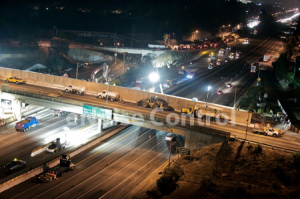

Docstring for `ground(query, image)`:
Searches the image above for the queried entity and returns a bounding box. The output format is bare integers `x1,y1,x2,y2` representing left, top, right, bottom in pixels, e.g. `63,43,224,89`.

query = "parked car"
4,159,26,172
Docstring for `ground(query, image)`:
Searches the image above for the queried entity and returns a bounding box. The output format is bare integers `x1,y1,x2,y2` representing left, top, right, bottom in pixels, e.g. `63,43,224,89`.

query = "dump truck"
137,97,173,110
15,117,39,132
64,85,85,95
252,124,280,137
47,154,74,177
97,90,120,101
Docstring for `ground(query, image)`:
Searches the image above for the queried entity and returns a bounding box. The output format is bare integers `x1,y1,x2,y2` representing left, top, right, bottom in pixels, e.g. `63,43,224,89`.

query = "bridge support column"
184,130,226,150
98,118,103,133
110,120,115,126
12,99,22,121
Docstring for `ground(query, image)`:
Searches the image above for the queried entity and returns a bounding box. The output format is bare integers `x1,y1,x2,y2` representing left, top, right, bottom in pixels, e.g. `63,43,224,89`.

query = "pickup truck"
15,117,39,132
252,125,280,137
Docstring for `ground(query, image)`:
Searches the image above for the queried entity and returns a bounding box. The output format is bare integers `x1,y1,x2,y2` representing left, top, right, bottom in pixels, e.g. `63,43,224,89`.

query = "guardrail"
1,87,84,107
230,135,300,153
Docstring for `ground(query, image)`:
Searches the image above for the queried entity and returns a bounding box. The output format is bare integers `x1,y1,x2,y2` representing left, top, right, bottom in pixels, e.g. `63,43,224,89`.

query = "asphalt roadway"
0,126,183,199
0,108,109,183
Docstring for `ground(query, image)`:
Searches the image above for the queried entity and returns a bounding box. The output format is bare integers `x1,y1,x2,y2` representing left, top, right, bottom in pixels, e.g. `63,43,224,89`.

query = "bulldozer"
181,105,198,118
137,97,173,110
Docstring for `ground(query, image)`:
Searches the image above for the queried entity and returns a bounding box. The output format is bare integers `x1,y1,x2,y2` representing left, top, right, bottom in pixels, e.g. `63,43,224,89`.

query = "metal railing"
1,88,84,107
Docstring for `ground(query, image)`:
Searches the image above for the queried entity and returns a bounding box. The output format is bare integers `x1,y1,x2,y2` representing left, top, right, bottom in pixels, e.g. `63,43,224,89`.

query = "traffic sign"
176,147,191,155
83,105,112,120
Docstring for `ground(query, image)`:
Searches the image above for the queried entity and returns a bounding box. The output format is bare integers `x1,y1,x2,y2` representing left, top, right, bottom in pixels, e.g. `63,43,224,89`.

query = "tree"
272,53,289,80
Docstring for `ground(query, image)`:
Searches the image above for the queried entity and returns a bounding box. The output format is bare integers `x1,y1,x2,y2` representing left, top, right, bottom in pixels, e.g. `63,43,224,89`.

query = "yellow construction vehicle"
137,97,173,110
181,105,198,117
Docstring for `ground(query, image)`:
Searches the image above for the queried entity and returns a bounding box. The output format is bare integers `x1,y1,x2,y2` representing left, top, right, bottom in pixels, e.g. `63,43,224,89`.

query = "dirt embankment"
135,141,300,199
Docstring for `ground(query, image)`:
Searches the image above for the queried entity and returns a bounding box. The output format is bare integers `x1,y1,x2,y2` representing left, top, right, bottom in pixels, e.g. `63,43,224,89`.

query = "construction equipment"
181,105,198,117
137,97,173,110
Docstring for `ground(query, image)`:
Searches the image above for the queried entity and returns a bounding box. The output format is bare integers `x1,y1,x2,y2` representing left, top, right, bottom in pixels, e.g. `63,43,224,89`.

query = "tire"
16,81,19,84
142,102,148,108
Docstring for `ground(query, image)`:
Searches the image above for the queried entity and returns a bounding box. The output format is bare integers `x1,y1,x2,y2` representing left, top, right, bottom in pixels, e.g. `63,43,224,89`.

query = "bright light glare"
208,86,211,91
149,72,159,82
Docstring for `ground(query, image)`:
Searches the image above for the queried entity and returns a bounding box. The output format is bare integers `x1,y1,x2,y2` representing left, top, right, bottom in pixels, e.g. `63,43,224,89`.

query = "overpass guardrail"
1,87,84,107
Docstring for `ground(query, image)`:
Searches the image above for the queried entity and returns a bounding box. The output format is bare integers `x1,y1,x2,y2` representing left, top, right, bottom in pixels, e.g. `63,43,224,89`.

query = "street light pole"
123,52,125,75
163,124,173,168
76,62,79,79
244,110,250,141
115,43,119,66
155,67,164,94
206,86,211,105
234,83,237,108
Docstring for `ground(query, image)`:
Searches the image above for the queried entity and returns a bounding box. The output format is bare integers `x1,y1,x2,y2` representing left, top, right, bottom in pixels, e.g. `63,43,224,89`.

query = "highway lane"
165,32,284,107
0,126,183,198
1,79,300,151
0,108,102,181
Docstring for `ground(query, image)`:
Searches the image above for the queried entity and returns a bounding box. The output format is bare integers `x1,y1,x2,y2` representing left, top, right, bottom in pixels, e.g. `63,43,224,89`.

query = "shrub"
272,163,284,178
247,144,253,151
290,152,300,170
271,181,281,190
200,176,212,190
251,143,263,155
233,185,247,197
146,188,161,199
156,174,177,195
164,165,184,181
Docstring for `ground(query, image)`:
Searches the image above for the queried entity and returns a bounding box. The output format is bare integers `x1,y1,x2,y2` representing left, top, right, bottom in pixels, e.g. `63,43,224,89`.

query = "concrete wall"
0,67,251,125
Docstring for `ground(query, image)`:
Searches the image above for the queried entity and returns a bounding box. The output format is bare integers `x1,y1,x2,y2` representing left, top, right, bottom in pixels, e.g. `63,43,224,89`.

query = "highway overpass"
0,67,253,149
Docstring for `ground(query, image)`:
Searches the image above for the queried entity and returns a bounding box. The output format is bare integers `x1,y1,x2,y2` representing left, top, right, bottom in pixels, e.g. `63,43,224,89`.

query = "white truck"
97,90,120,101
64,85,85,95
252,125,279,137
